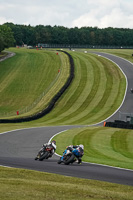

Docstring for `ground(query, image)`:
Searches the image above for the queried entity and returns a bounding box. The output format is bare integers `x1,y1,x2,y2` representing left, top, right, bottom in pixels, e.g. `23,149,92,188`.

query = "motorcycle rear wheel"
57,158,62,164
64,154,75,165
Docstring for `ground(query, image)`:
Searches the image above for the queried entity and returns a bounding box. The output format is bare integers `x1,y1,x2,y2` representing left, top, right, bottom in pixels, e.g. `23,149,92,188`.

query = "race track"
94,52,133,122
0,52,133,186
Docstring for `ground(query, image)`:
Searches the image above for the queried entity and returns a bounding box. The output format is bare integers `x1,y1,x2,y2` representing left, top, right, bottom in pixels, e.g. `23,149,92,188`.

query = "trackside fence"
105,111,133,129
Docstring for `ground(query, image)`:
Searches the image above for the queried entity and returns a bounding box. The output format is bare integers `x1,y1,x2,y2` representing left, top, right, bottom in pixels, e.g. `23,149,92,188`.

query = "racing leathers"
43,141,56,157
67,144,84,164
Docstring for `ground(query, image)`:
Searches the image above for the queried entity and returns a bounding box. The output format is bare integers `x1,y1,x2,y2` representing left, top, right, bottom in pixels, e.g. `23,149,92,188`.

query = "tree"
0,24,15,51
0,34,4,52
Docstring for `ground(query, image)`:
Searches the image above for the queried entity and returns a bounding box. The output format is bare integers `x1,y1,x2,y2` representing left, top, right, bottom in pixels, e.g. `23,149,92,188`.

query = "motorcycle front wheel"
39,151,49,161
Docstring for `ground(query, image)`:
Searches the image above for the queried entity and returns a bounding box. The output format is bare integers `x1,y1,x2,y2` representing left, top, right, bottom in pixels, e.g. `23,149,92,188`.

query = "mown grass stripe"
87,57,126,124
111,130,133,159
68,54,125,125
47,55,93,124
62,61,101,123
91,128,133,163
34,52,75,123
44,53,102,125
63,54,109,124
41,53,89,123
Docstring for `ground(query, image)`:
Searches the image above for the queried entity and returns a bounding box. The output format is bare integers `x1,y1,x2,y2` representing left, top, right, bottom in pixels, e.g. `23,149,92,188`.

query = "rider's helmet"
51,140,56,150
52,140,56,145
79,144,84,150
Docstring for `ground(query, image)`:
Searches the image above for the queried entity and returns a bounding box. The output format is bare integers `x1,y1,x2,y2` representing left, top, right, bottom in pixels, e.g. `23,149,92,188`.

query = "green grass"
53,126,133,170
0,167,132,200
0,48,70,117
0,49,126,124
33,51,126,125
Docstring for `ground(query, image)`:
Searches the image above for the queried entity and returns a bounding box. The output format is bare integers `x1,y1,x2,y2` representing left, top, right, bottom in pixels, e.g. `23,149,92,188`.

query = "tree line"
0,23,133,52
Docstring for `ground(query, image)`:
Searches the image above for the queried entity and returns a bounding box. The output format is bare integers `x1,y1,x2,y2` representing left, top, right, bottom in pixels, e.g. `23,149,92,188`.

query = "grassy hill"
0,48,126,124
0,48,133,200
32,50,126,125
0,48,70,118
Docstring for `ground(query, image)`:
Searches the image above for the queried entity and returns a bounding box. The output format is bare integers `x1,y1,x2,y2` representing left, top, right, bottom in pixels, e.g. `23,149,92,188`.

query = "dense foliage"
0,24,15,52
4,23,133,47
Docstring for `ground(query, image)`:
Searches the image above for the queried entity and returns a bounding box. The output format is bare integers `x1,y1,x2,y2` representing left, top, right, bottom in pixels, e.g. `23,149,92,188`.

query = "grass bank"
0,167,132,200
0,48,70,118
32,51,126,125
0,49,126,124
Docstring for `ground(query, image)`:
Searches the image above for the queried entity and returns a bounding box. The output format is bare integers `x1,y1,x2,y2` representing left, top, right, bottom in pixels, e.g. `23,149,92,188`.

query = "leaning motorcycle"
35,144,54,161
58,148,83,165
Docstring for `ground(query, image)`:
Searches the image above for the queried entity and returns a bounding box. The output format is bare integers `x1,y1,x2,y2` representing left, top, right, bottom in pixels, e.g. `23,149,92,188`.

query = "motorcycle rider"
43,140,56,157
66,144,84,164
35,140,56,160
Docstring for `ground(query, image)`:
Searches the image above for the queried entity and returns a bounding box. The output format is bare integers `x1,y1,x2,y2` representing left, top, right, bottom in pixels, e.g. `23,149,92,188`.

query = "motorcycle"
35,144,54,161
57,147,83,165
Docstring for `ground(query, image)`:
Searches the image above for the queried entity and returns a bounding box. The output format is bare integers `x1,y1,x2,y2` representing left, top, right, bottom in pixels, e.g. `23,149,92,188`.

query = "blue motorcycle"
58,147,83,165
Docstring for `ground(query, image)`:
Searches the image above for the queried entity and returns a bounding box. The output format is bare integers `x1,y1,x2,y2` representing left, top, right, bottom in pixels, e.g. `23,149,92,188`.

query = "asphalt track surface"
0,52,133,186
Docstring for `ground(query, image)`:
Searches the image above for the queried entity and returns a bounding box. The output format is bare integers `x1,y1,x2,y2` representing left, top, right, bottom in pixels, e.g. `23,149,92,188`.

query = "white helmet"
51,142,56,150
79,144,84,150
